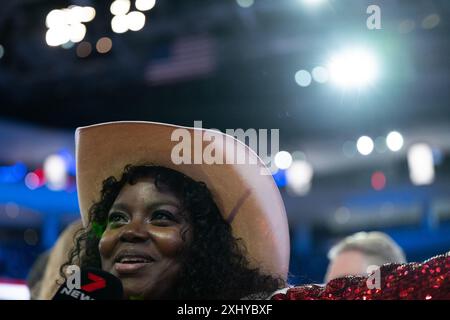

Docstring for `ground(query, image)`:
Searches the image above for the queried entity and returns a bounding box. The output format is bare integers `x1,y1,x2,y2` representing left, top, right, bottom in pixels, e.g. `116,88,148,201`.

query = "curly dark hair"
62,165,285,299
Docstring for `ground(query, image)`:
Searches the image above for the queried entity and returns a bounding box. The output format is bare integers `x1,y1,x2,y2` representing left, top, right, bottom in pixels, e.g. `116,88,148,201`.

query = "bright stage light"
127,11,146,31
81,7,96,22
274,151,293,170
327,47,379,88
136,0,156,11
286,160,314,196
408,144,435,186
46,9,67,28
68,6,85,24
44,154,67,190
0,283,30,300
45,6,93,47
67,6,96,24
111,15,129,33
356,136,374,156
46,26,70,46
68,23,86,43
110,0,131,16
386,131,404,152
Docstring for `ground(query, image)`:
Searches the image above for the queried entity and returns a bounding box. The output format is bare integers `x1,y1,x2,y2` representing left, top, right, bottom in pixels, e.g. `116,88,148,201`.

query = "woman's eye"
151,210,175,222
108,212,128,225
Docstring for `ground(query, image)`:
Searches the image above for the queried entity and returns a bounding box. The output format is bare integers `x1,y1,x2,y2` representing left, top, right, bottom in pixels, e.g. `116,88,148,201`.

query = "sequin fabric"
271,252,450,300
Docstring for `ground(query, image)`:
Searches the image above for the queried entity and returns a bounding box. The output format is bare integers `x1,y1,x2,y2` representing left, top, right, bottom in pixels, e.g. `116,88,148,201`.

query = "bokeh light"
386,131,404,152
45,9,66,29
45,26,70,47
43,154,67,190
96,37,113,54
342,140,357,158
286,160,314,196
356,136,374,156
371,171,386,191
110,0,131,16
81,6,96,22
45,6,94,47
111,15,129,33
24,229,39,246
68,6,96,23
5,202,20,219
408,143,435,185
421,14,440,30
76,41,92,58
68,23,87,43
311,66,329,83
375,136,387,153
24,172,40,190
135,0,156,11
398,19,415,34
236,0,254,8
334,207,351,224
328,47,379,88
274,151,293,170
295,70,312,87
126,11,146,31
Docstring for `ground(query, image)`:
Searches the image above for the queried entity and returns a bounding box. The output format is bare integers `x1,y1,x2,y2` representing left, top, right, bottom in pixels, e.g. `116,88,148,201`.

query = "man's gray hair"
328,231,406,266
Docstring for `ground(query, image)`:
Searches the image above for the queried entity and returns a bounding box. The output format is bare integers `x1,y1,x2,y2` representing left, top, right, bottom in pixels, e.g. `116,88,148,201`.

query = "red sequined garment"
271,252,450,300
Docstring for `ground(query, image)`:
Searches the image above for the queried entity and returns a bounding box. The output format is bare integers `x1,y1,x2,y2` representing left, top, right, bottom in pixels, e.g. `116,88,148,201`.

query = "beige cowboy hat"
75,121,290,279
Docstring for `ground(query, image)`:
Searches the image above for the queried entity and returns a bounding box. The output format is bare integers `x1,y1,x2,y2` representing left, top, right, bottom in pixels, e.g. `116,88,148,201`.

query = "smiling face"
98,177,193,299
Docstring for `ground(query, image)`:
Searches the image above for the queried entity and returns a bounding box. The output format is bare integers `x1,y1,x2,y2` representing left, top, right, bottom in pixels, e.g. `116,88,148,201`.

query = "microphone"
52,268,123,300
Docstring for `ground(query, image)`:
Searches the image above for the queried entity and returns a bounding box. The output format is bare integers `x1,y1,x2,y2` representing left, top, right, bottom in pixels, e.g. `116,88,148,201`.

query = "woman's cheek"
151,226,190,257
98,229,117,260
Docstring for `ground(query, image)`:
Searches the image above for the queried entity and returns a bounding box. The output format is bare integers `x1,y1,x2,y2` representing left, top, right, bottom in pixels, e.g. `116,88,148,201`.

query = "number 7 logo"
81,273,106,292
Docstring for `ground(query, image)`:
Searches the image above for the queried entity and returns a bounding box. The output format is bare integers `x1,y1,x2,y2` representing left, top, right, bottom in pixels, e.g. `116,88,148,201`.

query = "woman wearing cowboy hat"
62,121,290,299
63,121,449,300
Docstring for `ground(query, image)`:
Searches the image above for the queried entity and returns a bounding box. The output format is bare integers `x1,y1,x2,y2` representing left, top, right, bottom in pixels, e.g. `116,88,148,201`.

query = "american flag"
145,35,217,86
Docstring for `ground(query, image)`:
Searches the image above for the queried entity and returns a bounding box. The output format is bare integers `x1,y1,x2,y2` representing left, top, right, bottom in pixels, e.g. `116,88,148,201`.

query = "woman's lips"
113,250,155,275
114,261,152,274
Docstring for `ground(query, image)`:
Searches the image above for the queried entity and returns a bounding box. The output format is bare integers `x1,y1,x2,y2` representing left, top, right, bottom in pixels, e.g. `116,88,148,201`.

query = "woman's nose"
119,221,150,243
